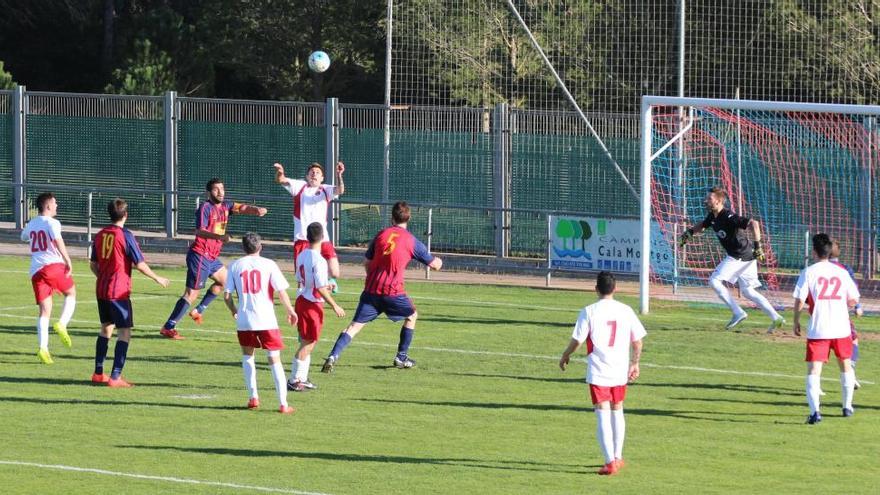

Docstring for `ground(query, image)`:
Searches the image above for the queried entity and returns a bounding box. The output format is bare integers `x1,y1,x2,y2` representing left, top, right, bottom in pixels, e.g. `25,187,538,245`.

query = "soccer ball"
308,51,331,73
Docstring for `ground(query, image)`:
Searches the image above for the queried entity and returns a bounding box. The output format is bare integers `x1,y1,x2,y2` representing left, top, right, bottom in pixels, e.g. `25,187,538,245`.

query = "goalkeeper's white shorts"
710,256,761,289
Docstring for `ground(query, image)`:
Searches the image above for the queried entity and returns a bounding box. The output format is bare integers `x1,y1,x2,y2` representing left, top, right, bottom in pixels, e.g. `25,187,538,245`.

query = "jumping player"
288,222,345,391
90,198,169,387
321,201,442,373
273,161,345,284
679,187,785,332
20,192,76,364
159,178,268,339
224,233,297,414
793,233,860,424
559,271,646,476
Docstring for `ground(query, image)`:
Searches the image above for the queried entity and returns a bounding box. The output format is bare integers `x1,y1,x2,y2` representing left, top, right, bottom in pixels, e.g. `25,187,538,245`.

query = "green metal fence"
2,90,647,261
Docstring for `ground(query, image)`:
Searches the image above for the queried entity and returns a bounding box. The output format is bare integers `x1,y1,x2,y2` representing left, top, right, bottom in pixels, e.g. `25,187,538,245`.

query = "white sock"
611,409,626,460
841,371,855,410
595,409,614,464
295,356,311,383
710,277,744,316
242,355,257,399
269,358,288,407
37,316,49,350
59,296,76,326
806,374,821,414
288,357,298,383
741,286,780,320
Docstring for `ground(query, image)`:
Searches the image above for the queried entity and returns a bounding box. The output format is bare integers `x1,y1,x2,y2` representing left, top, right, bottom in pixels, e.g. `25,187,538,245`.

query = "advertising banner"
549,216,673,274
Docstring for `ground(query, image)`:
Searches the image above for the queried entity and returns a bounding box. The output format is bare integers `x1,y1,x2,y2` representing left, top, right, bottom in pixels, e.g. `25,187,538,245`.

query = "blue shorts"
352,292,416,324
97,299,133,328
186,250,224,290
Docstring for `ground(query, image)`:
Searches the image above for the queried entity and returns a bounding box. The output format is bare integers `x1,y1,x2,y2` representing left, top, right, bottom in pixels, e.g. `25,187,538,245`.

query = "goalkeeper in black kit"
679,187,785,332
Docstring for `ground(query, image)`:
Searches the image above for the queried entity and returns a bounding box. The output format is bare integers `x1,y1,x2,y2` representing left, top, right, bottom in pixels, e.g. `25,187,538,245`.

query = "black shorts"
97,299,134,328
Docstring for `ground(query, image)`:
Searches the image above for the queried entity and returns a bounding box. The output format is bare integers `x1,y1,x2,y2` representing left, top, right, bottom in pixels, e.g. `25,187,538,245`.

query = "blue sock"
196,290,218,314
852,343,859,365
94,335,109,375
164,298,191,329
329,333,352,359
111,340,129,379
396,326,414,360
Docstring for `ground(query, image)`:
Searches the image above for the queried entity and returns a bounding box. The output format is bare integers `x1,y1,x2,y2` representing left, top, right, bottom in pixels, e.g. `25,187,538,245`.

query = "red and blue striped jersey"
190,200,243,259
363,226,433,296
90,225,145,300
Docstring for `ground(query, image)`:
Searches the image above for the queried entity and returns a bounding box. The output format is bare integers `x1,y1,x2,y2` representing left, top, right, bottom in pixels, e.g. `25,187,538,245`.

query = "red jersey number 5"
383,233,399,256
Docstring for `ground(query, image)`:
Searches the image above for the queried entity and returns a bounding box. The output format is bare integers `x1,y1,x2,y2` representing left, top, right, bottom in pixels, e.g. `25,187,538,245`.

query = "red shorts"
296,297,325,341
31,263,75,303
589,384,627,405
293,240,337,264
237,330,285,351
805,337,853,362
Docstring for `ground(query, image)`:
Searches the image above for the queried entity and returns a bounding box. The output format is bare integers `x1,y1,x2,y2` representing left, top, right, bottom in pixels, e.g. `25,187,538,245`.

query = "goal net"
639,97,880,314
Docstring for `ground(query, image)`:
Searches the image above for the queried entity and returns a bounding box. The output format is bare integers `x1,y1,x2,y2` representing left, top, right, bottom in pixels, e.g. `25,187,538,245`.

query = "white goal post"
639,96,880,314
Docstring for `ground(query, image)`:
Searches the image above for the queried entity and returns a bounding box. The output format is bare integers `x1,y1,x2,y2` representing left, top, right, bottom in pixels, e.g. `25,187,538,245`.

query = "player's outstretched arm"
428,257,443,271
559,338,580,371
317,286,346,317
628,339,643,383
236,204,268,217
273,163,290,185
195,229,231,242
335,161,345,196
679,223,704,247
135,261,170,288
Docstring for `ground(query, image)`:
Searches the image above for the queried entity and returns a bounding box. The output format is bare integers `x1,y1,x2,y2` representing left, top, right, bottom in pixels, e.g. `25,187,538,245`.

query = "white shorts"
710,256,761,289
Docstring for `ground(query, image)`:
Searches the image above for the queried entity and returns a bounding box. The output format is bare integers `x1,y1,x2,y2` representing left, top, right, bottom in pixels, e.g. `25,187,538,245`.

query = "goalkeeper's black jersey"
701,208,753,261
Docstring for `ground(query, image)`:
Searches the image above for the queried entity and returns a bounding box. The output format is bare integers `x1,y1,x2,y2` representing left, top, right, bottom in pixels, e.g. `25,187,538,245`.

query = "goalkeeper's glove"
753,241,766,263
678,228,694,248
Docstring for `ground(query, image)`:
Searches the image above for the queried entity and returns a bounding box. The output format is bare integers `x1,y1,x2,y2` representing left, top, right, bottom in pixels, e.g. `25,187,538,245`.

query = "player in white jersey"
288,222,345,392
793,233,860,425
224,233,297,414
273,161,345,283
559,271,646,476
20,192,76,364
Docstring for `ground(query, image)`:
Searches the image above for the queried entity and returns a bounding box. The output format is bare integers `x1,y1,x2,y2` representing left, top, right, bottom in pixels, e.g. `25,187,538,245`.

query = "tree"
104,39,176,95
0,60,15,89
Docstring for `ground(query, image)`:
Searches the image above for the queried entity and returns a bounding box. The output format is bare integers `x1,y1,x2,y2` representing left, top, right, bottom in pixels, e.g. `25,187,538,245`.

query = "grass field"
0,254,878,494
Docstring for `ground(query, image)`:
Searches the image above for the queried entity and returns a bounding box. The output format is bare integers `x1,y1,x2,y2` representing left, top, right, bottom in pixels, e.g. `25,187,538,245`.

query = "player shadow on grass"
420,314,570,327
354,398,758,423
448,371,583,384
673,396,880,411
118,445,591,474
635,381,804,397
0,395,243,411
0,350,242,372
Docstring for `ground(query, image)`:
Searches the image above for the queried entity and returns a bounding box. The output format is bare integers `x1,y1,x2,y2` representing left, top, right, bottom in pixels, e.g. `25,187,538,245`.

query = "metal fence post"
326,97,340,244
12,85,26,228
493,102,510,258
546,214,552,287
86,192,93,260
425,207,433,280
865,117,875,279
164,91,178,238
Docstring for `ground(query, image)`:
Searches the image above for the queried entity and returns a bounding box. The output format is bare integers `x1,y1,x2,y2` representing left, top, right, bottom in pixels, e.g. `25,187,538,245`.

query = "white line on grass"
0,312,873,386
0,460,332,495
